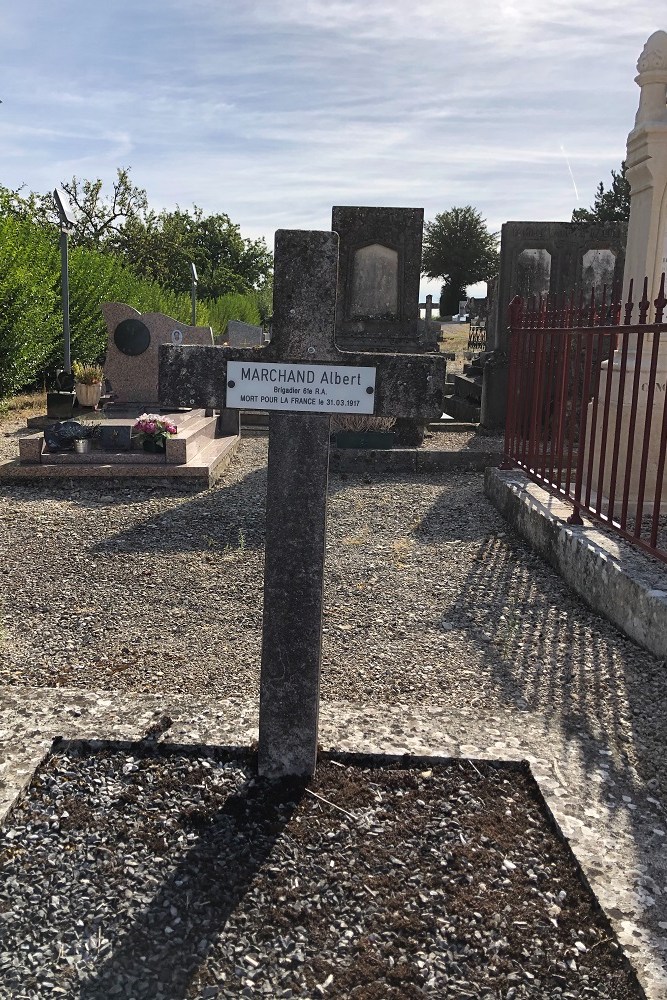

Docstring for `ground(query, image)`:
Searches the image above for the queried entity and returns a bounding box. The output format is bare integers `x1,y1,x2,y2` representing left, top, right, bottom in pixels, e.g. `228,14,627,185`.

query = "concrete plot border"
484,468,667,662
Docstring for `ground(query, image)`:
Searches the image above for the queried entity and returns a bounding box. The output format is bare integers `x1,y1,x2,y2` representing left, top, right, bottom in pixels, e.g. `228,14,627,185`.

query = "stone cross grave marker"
159,230,446,777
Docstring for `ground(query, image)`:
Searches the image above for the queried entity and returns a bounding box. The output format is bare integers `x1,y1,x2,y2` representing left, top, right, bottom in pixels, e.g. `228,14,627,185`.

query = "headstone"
159,229,446,778
332,206,436,352
102,303,214,405
467,296,488,324
491,221,627,354
225,319,267,347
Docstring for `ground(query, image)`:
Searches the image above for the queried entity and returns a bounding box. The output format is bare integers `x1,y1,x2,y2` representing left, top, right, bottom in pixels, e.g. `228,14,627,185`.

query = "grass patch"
392,537,412,568
0,391,46,424
439,324,470,355
342,529,371,546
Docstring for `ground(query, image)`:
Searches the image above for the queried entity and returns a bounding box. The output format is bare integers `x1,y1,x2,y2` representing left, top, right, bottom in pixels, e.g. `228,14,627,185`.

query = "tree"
117,206,273,298
571,162,630,224
422,206,499,315
0,168,273,297
60,167,149,247
0,169,149,246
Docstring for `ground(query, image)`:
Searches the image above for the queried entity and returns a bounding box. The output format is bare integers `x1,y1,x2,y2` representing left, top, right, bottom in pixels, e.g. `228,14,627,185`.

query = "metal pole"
60,228,71,373
191,279,197,326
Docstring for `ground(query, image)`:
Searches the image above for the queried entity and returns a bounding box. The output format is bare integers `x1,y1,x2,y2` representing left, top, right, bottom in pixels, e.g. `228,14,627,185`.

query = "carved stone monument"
481,221,627,429
491,222,627,355
587,29,667,514
623,30,667,307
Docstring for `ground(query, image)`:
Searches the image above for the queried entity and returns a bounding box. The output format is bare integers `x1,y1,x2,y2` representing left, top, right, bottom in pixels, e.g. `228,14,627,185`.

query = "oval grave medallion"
114,318,151,356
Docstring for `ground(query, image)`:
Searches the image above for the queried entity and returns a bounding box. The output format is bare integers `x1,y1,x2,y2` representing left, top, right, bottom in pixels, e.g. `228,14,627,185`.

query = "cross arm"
159,344,447,419
159,343,269,410
159,345,447,419
343,351,446,419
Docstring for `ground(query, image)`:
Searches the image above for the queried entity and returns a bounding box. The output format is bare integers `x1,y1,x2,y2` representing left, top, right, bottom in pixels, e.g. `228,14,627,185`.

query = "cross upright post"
160,229,447,777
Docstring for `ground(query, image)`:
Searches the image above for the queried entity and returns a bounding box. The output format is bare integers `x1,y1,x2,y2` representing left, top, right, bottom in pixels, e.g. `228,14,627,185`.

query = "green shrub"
207,292,261,338
0,217,61,397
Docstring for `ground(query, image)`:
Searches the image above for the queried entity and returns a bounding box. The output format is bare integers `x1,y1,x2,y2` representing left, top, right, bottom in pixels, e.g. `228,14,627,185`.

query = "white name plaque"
226,360,377,414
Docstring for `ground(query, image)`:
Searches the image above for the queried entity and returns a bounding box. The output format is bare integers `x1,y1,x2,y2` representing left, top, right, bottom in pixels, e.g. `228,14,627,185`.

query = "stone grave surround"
160,228,446,777
102,303,214,406
331,206,438,354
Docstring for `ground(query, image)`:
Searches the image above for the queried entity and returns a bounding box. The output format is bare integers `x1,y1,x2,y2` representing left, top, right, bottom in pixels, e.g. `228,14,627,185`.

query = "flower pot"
75,382,102,408
74,439,91,454
142,439,166,454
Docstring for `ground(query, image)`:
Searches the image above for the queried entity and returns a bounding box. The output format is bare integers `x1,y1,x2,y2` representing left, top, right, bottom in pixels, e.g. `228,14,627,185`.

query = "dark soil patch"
0,746,645,999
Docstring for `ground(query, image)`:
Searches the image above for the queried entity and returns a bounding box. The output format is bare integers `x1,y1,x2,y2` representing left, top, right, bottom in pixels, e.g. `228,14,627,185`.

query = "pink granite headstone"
102,303,214,405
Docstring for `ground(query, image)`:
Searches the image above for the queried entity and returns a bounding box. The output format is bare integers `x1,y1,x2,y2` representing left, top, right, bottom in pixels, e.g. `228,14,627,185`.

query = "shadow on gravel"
436,528,667,936
0,479,208,506
90,467,268,554
411,477,501,543
79,762,304,1000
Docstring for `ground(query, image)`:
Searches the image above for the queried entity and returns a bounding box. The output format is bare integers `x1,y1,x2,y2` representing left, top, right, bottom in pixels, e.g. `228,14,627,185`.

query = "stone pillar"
623,30,667,305
587,31,667,516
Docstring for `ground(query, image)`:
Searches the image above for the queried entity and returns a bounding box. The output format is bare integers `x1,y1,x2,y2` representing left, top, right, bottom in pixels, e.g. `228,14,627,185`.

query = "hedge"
0,215,263,399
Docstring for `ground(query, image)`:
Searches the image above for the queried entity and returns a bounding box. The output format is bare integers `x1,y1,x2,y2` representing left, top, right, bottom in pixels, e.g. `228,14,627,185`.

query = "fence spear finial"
654,272,666,324
624,279,634,325
639,276,651,324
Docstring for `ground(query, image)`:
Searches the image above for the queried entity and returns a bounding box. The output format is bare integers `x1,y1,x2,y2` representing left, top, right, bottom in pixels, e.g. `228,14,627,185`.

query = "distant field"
439,323,470,354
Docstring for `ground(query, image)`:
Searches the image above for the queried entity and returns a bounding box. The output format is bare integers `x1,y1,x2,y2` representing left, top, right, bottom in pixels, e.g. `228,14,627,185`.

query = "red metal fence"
503,274,667,563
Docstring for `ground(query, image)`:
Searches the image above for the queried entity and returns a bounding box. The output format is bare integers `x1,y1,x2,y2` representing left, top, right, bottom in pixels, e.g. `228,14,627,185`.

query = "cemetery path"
1,433,667,993
0,436,663,795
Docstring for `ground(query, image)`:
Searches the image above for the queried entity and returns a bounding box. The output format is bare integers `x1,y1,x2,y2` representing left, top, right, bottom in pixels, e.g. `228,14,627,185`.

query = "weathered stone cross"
159,230,446,778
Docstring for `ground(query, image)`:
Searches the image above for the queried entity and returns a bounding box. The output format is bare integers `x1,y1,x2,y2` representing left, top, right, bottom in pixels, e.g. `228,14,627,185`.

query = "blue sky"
1,1,660,300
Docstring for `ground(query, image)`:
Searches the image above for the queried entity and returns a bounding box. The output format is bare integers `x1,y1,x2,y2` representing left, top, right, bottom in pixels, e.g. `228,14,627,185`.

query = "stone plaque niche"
582,249,617,295
349,243,398,318
515,249,551,301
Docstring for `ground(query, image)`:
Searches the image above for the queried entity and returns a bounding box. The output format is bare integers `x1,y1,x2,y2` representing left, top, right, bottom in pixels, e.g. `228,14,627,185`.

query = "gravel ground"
1,412,666,996
0,421,665,798
420,430,504,452
0,746,644,1000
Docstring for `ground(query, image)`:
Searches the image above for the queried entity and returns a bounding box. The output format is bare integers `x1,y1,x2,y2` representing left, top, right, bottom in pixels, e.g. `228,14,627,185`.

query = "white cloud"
0,0,660,282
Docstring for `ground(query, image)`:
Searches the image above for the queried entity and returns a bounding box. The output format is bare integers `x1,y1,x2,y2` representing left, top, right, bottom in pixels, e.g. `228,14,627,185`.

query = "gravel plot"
0,746,644,1000
0,425,666,798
